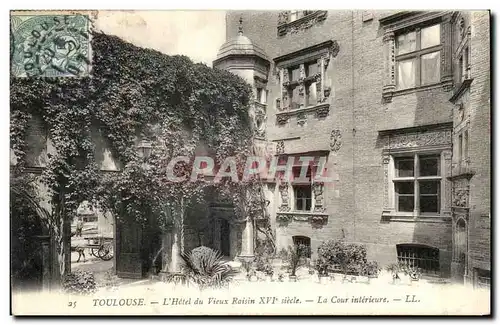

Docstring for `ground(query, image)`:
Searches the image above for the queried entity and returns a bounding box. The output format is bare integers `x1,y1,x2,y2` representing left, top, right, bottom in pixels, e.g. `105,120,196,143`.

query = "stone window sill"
276,103,330,125
276,211,329,225
383,79,453,102
381,211,452,223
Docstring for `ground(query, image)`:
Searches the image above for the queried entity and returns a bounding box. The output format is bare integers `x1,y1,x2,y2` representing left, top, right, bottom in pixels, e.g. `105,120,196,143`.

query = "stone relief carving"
453,178,470,208
277,11,289,26
278,182,290,212
330,129,342,152
276,113,289,125
276,212,328,226
387,130,452,149
275,140,285,155
297,112,306,126
459,17,465,38
277,11,328,37
315,104,330,118
313,182,325,212
254,113,266,138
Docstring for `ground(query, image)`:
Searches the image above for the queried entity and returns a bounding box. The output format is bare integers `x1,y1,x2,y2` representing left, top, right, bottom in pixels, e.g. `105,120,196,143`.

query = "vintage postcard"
9,9,491,316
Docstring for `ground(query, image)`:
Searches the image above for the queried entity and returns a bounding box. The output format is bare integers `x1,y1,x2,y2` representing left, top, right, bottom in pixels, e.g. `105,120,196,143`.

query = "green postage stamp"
10,11,94,78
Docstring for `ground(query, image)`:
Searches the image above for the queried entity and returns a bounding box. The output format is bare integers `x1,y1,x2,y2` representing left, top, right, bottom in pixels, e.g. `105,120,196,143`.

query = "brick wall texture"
224,10,490,277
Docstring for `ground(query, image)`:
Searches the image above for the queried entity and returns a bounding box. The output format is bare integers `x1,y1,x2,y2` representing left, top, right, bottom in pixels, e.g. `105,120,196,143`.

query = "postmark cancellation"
10,10,96,78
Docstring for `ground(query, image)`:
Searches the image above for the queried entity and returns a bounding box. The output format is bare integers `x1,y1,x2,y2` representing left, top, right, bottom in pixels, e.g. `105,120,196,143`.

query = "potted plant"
263,264,274,282
315,258,330,284
282,244,309,282
360,261,380,284
386,262,402,285
241,259,258,282
404,265,422,285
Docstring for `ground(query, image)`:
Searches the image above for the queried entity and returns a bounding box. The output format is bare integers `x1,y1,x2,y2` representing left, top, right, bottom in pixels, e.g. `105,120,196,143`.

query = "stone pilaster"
441,13,453,90
382,31,396,102
442,149,453,216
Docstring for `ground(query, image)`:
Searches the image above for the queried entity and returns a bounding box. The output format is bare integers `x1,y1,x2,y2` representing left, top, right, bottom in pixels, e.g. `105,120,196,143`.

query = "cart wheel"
91,248,99,257
98,243,113,261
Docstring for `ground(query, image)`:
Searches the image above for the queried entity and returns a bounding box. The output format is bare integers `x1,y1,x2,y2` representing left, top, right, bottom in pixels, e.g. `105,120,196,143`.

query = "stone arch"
10,184,52,292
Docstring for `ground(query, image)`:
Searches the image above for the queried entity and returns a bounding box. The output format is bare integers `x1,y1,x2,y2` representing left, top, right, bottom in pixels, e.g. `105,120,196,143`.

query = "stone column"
169,229,181,273
238,217,254,258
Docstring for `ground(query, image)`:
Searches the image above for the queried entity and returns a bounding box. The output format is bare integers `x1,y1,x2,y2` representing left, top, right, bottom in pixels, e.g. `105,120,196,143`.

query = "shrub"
62,270,97,295
315,258,330,276
179,246,236,290
361,261,381,277
317,240,368,276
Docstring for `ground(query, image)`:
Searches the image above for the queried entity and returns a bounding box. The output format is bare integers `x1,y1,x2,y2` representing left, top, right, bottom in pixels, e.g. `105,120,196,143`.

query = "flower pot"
266,275,273,282
249,275,258,282
318,275,329,285
289,275,298,282
392,277,401,285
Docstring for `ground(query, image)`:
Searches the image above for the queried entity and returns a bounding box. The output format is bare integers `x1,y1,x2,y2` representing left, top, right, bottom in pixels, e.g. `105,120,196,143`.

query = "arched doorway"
10,184,51,292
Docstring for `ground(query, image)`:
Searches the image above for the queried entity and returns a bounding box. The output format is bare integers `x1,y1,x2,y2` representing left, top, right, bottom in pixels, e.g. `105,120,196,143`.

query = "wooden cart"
83,236,114,261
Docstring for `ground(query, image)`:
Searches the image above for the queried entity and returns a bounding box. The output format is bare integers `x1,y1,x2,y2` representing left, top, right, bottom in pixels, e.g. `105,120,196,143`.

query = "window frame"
291,165,314,212
395,22,443,90
396,244,440,276
392,152,443,216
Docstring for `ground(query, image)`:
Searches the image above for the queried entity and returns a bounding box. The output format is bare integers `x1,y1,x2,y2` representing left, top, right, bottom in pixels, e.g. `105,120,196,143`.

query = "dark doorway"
220,219,230,257
10,193,45,292
293,235,311,258
116,218,144,279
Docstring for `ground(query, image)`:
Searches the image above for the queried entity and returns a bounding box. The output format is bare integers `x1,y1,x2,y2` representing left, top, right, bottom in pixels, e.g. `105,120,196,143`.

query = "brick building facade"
214,10,490,285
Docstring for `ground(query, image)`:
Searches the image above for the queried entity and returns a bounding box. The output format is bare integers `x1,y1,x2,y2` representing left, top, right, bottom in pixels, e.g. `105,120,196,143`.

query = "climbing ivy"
10,32,269,276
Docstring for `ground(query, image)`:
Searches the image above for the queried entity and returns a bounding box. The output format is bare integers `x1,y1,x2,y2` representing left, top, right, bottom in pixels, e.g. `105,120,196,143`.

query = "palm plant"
179,246,237,290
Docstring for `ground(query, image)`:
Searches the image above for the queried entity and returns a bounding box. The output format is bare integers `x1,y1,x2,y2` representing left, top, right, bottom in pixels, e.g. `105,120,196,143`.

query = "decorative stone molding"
276,103,330,125
440,14,453,90
382,31,396,102
278,182,290,212
385,129,452,149
297,112,306,126
329,129,342,152
274,41,338,125
452,178,470,208
380,123,453,221
275,140,285,155
277,11,328,37
315,104,330,118
312,182,325,212
253,101,267,139
380,11,454,102
276,211,329,226
276,113,289,125
382,152,391,210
